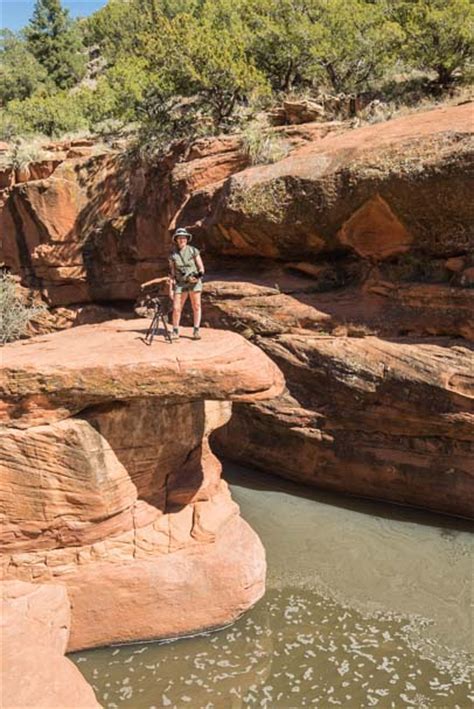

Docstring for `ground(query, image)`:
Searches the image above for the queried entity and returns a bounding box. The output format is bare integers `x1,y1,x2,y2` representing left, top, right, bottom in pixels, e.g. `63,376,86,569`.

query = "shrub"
240,120,289,165
4,91,89,137
5,140,49,168
0,271,46,344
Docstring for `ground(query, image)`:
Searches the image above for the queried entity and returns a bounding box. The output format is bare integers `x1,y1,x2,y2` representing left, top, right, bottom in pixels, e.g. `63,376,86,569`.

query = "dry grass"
2,138,50,168
0,271,46,344
240,119,290,165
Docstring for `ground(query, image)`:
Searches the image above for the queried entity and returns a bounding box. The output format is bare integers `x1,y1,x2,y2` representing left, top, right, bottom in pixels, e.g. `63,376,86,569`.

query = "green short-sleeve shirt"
169,245,202,289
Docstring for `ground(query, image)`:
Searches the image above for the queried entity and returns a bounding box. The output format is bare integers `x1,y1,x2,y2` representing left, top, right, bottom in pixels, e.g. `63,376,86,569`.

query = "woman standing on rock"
168,228,205,340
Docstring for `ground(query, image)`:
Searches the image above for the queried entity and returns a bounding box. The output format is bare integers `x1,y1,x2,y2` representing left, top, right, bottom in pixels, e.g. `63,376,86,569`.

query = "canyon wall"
1,103,473,517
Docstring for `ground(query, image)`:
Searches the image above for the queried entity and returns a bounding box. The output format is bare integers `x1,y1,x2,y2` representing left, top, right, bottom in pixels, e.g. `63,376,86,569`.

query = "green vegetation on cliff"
0,0,472,141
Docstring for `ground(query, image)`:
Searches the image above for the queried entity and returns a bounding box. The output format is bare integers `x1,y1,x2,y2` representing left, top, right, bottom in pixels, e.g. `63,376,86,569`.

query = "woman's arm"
195,253,205,276
168,258,176,296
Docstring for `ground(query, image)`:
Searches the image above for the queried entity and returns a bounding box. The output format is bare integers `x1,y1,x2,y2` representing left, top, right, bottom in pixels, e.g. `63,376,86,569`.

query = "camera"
183,271,204,284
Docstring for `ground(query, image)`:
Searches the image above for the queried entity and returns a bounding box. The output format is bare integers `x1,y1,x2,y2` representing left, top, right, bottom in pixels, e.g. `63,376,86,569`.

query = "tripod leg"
145,312,160,345
160,312,173,343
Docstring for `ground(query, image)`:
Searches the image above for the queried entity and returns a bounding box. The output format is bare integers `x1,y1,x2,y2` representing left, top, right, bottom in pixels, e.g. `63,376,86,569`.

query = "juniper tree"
25,0,86,89
0,30,47,104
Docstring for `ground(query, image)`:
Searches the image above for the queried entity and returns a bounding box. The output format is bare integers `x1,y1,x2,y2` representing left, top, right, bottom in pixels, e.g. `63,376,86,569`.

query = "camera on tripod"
142,294,172,345
136,278,173,345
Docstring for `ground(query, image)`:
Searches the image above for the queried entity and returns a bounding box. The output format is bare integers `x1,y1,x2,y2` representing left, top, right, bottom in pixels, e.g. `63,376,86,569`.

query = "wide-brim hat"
172,227,192,242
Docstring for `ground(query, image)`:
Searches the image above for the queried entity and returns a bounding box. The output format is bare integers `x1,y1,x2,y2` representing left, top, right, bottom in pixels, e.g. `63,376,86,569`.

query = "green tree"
25,0,86,89
84,0,149,63
245,0,323,91
0,30,47,104
4,91,89,136
155,1,269,124
85,0,201,63
394,0,473,85
311,0,405,93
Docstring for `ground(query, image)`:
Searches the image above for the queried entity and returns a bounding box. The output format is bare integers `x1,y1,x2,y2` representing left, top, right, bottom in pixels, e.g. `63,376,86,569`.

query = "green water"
71,464,473,708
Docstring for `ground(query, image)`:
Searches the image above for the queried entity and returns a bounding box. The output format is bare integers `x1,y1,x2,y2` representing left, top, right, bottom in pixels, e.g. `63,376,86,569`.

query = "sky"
1,0,107,32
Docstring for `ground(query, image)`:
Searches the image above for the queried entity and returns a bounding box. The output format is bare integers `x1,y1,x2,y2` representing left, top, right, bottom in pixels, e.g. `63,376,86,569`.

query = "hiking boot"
192,327,201,340
171,329,180,341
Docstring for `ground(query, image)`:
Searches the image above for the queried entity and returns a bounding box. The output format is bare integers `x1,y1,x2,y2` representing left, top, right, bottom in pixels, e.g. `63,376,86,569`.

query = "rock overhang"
0,319,285,428
0,321,283,648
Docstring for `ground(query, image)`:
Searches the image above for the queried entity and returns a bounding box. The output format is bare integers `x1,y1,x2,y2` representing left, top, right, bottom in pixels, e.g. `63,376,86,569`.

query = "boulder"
182,103,473,260
268,98,326,125
1,580,99,707
0,321,284,649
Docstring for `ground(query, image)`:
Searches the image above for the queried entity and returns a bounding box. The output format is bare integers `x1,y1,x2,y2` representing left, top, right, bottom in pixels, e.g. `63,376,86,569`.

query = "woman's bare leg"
189,291,202,329
172,291,188,330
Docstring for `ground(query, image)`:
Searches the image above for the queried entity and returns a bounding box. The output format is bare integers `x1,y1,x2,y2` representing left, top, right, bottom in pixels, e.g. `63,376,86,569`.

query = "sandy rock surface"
0,319,284,427
1,580,99,707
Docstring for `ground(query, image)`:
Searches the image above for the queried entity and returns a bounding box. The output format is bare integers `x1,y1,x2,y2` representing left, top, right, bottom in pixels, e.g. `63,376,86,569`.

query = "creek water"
71,464,473,708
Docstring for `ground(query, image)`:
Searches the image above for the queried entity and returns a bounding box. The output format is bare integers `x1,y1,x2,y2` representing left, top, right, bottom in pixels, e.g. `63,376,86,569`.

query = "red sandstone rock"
338,194,413,260
1,104,472,526
445,256,466,272
460,266,474,287
0,166,15,189
14,165,31,183
215,333,474,518
28,159,63,181
0,323,283,648
1,580,99,707
0,151,174,305
2,104,471,311
201,276,474,341
65,512,265,650
183,103,473,260
0,320,284,427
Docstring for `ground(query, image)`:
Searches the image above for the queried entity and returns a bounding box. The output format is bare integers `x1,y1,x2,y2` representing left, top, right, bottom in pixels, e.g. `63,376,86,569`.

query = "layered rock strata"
184,272,473,519
0,321,284,650
1,580,99,708
1,103,473,518
214,325,473,518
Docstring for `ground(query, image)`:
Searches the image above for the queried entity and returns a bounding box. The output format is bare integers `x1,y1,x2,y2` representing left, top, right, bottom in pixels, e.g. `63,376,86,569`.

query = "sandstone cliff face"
0,135,247,309
182,103,473,261
0,321,284,650
1,103,473,518
214,331,473,518
2,104,473,309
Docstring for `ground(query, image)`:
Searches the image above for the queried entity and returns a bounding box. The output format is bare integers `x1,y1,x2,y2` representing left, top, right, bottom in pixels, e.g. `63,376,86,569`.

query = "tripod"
144,296,173,345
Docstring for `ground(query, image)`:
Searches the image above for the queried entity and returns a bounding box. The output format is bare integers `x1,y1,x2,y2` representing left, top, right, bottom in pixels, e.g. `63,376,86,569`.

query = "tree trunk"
436,64,453,87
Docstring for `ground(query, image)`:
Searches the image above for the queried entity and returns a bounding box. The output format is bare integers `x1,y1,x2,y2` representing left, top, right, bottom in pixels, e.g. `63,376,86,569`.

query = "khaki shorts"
174,280,203,294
